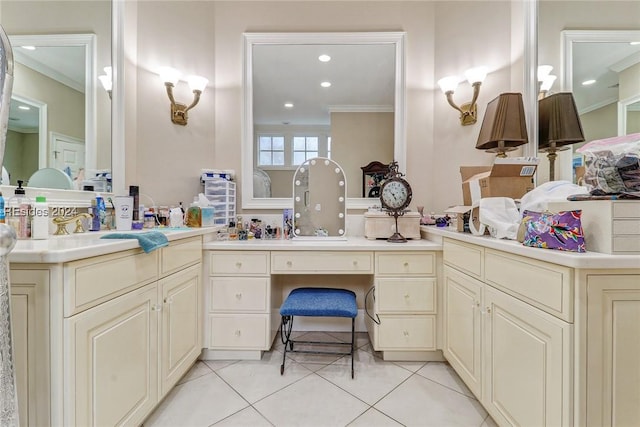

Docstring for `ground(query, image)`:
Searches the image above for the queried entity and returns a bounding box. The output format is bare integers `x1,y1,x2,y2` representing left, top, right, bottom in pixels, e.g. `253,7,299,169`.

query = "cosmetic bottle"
32,196,49,239
0,191,5,224
7,181,32,239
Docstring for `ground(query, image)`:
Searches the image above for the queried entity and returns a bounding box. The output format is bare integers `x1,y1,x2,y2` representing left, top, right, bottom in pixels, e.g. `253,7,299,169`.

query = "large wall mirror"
0,0,113,191
562,30,640,144
243,32,406,210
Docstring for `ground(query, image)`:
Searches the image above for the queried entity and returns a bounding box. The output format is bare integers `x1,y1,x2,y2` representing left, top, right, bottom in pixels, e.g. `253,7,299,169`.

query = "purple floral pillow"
522,210,586,252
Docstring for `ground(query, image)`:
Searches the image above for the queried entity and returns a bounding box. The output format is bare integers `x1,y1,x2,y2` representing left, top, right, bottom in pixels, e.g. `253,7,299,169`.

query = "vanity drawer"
484,249,573,321
210,277,269,312
208,314,270,349
160,236,202,277
613,219,640,235
376,278,436,313
376,315,436,350
375,252,435,276
209,251,270,276
65,249,158,317
271,252,373,274
443,238,484,279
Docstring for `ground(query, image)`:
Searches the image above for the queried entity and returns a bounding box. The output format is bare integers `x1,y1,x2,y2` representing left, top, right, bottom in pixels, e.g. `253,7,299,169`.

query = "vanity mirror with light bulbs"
242,32,406,210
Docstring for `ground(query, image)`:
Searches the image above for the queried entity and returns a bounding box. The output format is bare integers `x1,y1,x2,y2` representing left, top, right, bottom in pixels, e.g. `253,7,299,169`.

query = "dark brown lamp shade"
476,93,528,155
538,92,585,151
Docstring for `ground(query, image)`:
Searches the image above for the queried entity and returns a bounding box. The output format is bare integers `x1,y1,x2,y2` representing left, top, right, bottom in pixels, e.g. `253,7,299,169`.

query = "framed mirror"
242,32,406,210
1,0,113,193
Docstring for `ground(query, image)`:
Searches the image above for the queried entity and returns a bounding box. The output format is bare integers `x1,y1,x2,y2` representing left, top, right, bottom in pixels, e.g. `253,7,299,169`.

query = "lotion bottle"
32,196,49,239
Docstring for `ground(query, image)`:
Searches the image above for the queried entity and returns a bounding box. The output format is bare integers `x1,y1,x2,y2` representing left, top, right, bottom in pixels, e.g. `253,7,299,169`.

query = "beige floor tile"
347,408,403,426
253,374,369,427
177,361,213,385
325,331,371,349
374,374,487,427
213,407,273,426
316,350,412,405
416,361,475,397
393,360,427,373
203,359,239,372
144,372,248,427
482,414,499,427
283,331,350,364
216,351,313,403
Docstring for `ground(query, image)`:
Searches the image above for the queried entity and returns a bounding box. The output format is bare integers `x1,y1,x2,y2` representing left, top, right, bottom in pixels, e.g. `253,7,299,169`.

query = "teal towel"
100,231,169,253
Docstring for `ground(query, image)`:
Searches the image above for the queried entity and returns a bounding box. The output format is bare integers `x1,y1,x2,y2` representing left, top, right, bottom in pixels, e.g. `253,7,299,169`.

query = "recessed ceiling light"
21,46,36,50
284,103,294,108
318,54,331,62
582,79,596,86
320,81,331,88
18,105,31,110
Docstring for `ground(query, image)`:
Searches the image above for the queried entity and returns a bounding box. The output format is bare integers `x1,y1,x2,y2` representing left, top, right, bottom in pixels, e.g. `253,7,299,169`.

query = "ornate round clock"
379,161,413,243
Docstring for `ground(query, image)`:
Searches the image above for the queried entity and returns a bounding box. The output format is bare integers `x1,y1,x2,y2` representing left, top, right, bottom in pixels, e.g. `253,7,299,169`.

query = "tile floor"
144,332,497,427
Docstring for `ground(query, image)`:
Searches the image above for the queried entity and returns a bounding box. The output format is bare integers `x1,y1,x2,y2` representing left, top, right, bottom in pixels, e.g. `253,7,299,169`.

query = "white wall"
129,0,524,213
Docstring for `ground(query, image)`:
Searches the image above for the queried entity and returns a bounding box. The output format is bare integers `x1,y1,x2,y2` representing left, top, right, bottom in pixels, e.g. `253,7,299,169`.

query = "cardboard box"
460,158,538,206
444,206,472,232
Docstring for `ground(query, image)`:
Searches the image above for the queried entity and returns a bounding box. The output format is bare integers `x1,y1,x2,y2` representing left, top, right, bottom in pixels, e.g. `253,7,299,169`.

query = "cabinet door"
10,269,50,427
443,266,482,398
484,286,571,427
159,264,202,396
66,283,158,427
586,274,640,426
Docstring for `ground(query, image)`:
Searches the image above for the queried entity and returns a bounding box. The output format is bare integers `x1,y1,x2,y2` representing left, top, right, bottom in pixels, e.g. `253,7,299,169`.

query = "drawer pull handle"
235,262,242,268
286,261,292,267
235,330,241,337
352,260,358,266
403,330,409,337
235,293,242,300
152,304,162,312
164,297,174,304
404,293,410,299
403,262,409,267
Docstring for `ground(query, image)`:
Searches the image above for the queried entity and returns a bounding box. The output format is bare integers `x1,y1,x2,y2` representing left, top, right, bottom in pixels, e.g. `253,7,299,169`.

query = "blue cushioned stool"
279,287,358,378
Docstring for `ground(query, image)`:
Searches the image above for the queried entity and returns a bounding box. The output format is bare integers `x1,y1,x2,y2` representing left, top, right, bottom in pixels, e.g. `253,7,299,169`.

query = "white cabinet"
10,235,203,426
10,269,50,427
366,252,438,360
66,283,159,427
443,238,572,426
586,274,640,426
442,265,482,398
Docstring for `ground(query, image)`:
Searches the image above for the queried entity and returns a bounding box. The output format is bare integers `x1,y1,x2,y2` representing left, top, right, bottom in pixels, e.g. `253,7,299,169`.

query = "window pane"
306,137,318,151
273,152,285,165
273,137,284,150
293,152,306,165
307,151,318,160
293,137,305,150
259,152,272,165
260,136,273,150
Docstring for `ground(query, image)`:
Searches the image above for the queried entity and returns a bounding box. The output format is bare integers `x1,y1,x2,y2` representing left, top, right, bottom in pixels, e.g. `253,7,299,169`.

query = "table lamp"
538,92,585,181
476,93,528,158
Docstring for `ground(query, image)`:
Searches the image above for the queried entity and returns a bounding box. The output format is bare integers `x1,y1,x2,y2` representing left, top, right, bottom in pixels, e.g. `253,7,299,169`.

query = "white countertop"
422,226,640,270
204,236,442,251
8,227,218,264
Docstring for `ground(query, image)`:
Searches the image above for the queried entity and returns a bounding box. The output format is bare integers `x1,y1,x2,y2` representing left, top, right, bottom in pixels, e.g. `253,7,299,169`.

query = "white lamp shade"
103,66,112,77
464,66,488,85
537,65,553,81
159,66,181,85
187,75,209,92
437,76,459,93
98,74,112,91
540,75,557,92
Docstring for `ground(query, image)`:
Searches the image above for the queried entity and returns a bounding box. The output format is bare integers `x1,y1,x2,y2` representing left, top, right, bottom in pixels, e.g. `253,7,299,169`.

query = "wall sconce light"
538,92,585,181
437,66,488,126
476,93,529,158
98,66,112,99
537,65,557,99
159,66,209,126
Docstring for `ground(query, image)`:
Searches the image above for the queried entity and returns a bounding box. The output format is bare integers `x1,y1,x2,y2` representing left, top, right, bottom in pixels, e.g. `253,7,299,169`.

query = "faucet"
52,213,92,235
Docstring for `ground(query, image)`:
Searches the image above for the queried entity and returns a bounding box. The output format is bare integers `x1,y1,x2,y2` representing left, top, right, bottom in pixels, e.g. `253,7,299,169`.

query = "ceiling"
8,45,84,132
252,43,395,126
572,41,640,113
